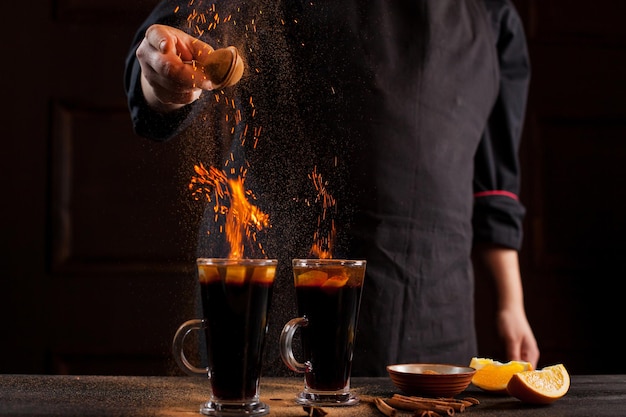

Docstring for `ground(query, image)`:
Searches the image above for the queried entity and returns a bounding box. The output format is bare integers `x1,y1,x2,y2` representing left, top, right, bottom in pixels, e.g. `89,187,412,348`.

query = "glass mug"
173,258,278,416
280,258,366,406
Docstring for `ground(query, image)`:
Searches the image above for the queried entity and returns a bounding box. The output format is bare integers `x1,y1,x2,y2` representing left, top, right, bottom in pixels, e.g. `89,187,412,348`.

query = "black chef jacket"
125,0,530,377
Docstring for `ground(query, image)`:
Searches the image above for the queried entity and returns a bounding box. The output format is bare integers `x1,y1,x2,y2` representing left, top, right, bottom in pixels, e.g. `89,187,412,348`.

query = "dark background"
1,0,625,376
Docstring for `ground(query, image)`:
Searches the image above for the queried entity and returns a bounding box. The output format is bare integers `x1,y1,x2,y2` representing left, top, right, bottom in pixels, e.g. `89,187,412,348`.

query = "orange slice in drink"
322,274,349,287
469,357,534,394
198,265,221,284
507,364,570,404
297,270,328,286
224,265,247,285
251,265,276,284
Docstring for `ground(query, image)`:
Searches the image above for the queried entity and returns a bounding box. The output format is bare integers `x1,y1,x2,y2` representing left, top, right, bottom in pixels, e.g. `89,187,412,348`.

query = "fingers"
145,24,215,62
136,25,213,105
143,24,175,55
497,308,540,369
505,332,540,370
520,340,540,369
140,70,202,105
188,38,216,67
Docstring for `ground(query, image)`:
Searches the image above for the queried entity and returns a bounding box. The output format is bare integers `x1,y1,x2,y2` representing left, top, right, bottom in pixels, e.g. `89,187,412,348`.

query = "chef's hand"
498,306,540,369
135,24,215,112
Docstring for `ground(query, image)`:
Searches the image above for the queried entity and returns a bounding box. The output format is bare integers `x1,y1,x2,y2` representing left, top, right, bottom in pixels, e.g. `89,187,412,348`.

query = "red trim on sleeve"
473,190,519,201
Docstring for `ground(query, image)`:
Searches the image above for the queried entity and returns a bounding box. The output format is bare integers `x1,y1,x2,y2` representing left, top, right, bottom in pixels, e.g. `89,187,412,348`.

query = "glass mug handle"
279,317,310,373
172,319,208,376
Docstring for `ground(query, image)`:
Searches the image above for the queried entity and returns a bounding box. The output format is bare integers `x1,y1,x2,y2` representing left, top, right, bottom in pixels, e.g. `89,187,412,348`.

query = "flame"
189,163,269,259
225,178,269,259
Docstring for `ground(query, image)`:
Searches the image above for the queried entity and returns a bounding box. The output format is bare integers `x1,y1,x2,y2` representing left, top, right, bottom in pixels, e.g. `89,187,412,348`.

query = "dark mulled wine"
198,260,276,401
292,261,365,392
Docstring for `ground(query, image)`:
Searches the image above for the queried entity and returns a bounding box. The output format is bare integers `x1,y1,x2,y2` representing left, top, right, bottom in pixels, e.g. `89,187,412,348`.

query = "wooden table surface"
0,374,624,416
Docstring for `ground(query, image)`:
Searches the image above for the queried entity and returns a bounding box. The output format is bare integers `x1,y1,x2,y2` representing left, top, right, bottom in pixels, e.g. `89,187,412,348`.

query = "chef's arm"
473,243,539,369
125,23,206,140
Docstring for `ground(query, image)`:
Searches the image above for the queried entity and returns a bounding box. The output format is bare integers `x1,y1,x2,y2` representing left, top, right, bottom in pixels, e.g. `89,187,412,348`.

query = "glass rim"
292,258,366,266
196,258,278,266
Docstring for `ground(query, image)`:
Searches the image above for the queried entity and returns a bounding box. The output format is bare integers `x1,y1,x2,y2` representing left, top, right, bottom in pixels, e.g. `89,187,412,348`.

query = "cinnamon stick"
374,397,398,417
393,395,460,414
462,397,480,405
373,394,478,417
390,395,465,412
386,396,455,416
436,397,474,408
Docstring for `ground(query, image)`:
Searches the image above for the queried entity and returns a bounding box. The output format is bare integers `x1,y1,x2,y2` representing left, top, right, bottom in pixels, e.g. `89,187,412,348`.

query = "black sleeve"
472,0,530,250
123,0,207,142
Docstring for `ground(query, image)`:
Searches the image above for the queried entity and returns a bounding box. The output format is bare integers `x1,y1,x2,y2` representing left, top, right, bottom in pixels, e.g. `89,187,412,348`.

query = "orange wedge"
507,364,570,404
469,357,534,394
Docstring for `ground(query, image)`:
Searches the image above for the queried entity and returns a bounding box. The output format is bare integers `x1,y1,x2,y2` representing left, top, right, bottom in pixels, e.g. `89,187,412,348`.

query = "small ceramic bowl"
387,363,476,398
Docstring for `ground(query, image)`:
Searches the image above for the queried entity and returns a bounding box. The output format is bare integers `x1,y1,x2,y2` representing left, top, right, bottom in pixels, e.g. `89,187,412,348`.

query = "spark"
307,167,337,259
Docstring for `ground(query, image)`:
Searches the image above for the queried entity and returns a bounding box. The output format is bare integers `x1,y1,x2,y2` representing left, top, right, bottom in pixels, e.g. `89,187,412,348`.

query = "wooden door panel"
49,103,198,272
43,0,201,374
